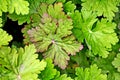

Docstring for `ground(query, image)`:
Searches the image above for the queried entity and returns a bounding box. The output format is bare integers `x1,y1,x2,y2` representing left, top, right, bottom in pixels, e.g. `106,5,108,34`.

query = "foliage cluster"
0,0,120,80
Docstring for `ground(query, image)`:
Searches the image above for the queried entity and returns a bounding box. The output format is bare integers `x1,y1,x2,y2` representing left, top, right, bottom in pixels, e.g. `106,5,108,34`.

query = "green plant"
0,0,120,80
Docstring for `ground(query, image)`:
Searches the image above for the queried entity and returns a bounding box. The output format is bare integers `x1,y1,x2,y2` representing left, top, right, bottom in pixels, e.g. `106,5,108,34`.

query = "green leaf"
54,74,73,80
0,29,12,47
39,58,73,80
112,53,120,72
68,0,81,4
71,51,89,67
81,0,119,21
39,58,57,80
64,1,76,13
7,0,29,15
0,44,46,80
0,18,2,27
47,3,66,19
23,3,81,69
56,0,66,3
8,0,42,25
113,73,120,80
0,0,8,16
75,64,107,80
39,0,56,4
70,10,119,58
8,13,31,25
92,52,119,80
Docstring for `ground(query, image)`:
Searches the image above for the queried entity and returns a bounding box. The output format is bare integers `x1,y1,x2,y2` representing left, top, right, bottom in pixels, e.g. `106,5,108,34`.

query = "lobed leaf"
54,74,73,80
70,10,119,58
112,53,120,72
75,64,107,80
0,44,46,80
8,13,31,25
92,52,119,80
64,1,76,13
7,0,29,15
23,3,81,69
0,0,8,16
39,58,57,80
8,0,42,25
81,0,119,21
0,29,12,47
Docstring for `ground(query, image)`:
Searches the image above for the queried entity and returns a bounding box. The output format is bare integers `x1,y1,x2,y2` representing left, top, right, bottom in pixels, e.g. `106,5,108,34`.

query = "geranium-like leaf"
70,10,118,58
54,74,73,80
81,0,119,21
75,64,107,80
23,3,81,69
0,29,12,47
0,0,7,16
7,0,29,15
92,52,120,80
8,0,42,25
64,1,76,13
112,53,120,72
8,13,31,25
0,44,46,80
39,58,57,80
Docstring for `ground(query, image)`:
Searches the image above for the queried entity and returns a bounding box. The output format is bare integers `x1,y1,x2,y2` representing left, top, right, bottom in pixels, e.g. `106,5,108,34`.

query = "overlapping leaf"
0,0,29,16
112,53,120,72
92,52,120,80
23,3,81,69
8,0,41,25
70,10,119,58
8,13,31,25
0,44,46,80
0,0,29,26
64,1,76,13
39,0,56,4
0,18,2,27
0,0,8,16
8,0,65,25
7,0,29,15
75,64,107,80
0,29,12,47
39,58,57,80
81,0,119,20
54,74,73,80
0,0,7,27
39,58,73,80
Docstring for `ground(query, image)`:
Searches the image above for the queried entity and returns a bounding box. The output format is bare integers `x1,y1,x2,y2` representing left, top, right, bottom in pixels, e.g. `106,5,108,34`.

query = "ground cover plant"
0,0,120,80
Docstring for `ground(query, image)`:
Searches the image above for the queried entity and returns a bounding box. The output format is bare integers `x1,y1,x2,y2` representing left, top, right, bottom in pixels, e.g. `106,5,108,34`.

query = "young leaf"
0,44,46,80
23,3,81,69
112,53,120,72
70,10,119,58
0,29,12,47
81,0,119,21
75,64,107,80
